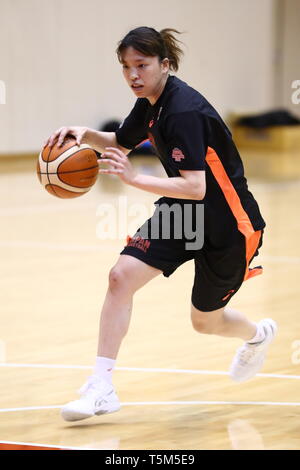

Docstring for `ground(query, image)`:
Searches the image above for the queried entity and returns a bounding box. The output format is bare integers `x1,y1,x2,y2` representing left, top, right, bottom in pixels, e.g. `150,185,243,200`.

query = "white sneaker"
61,375,121,422
229,318,277,383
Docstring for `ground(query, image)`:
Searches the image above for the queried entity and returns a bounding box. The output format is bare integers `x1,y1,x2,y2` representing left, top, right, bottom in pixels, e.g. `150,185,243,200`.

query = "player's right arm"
45,99,147,154
83,128,131,155
45,126,131,155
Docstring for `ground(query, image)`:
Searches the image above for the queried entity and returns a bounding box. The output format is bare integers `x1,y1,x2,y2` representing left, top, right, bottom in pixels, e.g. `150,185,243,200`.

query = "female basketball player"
46,27,277,422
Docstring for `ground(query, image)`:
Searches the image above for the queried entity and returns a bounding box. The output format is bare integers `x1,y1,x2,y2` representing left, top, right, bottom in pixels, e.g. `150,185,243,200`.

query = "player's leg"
190,304,257,340
61,254,162,422
191,303,277,382
190,230,277,382
61,198,190,422
97,254,162,360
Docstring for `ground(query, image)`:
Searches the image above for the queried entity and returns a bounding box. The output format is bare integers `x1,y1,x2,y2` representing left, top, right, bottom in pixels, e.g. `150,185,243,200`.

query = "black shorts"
120,197,264,312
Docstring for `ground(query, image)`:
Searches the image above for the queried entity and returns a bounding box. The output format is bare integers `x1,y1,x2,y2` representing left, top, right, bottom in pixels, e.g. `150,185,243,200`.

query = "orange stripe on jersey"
205,146,262,281
206,147,253,239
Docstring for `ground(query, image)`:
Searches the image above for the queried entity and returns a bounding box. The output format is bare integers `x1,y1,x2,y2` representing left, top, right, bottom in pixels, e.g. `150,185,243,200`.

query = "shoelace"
78,375,107,396
237,325,271,364
237,346,260,365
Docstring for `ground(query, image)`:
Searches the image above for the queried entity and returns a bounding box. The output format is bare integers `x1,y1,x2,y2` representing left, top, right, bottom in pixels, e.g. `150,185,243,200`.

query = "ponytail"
159,28,183,72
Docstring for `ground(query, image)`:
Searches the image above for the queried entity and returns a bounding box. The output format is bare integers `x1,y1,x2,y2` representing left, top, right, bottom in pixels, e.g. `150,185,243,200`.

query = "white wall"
0,0,278,153
282,0,300,118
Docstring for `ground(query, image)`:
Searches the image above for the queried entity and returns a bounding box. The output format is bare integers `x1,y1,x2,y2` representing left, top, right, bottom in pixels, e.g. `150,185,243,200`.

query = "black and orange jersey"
115,75,266,244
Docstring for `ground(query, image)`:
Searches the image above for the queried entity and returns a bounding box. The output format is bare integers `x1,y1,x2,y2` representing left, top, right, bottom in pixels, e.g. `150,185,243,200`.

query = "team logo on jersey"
172,148,185,162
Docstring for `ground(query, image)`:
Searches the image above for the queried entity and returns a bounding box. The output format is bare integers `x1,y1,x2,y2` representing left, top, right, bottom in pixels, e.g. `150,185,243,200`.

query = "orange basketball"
37,135,99,198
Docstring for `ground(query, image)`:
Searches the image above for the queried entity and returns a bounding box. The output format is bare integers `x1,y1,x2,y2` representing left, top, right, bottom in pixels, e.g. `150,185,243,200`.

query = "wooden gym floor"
0,154,300,450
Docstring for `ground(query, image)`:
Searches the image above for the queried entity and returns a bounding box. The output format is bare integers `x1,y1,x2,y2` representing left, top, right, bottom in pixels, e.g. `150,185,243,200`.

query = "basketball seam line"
37,165,99,174
45,184,88,194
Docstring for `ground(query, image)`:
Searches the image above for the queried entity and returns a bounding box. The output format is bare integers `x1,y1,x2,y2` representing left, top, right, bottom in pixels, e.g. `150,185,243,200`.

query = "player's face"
121,47,169,105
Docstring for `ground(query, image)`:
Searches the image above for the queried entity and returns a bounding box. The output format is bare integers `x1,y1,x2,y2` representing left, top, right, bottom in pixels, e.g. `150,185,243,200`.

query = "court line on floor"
0,439,89,450
0,362,299,380
1,400,300,414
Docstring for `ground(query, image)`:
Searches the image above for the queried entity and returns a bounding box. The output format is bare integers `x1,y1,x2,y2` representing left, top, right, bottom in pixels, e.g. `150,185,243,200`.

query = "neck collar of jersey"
150,74,175,108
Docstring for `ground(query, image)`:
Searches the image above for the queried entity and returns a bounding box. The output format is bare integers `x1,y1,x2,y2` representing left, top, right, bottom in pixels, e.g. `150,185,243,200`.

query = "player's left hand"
99,147,137,185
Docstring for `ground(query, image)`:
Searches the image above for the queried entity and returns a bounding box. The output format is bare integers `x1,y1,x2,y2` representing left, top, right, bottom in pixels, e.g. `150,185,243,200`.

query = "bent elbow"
191,185,206,201
194,193,205,201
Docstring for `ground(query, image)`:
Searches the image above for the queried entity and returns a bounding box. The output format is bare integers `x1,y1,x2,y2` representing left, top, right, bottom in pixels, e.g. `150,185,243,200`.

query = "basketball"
37,135,99,198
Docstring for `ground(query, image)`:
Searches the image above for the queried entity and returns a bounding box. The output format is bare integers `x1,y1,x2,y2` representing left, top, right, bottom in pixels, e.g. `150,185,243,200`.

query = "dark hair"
116,26,184,72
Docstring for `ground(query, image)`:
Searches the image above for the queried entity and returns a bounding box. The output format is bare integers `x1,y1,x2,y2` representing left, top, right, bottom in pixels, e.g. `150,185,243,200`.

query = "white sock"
94,356,116,384
247,323,266,344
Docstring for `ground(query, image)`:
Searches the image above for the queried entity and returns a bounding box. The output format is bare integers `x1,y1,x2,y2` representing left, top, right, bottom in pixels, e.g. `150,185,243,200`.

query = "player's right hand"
44,126,89,148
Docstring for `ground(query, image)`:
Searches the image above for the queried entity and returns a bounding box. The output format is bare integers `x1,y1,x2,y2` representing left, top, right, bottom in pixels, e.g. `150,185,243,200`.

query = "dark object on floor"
100,120,156,156
236,109,300,129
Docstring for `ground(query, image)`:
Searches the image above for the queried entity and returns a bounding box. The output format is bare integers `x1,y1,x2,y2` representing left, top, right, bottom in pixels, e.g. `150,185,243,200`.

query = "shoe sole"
61,403,121,422
230,355,265,383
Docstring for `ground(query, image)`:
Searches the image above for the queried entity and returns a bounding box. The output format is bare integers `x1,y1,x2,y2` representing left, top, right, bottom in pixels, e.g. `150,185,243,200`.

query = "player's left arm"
99,147,205,200
178,169,206,199
99,111,208,200
127,169,206,200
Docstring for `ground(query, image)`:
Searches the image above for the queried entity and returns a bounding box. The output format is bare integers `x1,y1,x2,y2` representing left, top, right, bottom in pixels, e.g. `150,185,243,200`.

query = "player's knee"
190,306,217,334
108,265,136,295
108,266,127,291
